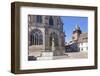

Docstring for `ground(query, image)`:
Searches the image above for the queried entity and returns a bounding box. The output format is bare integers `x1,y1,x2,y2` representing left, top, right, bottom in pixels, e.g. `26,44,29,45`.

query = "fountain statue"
52,38,55,51
37,38,55,60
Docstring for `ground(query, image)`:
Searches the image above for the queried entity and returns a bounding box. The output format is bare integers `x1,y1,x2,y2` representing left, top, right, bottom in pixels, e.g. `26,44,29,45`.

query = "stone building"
28,15,65,60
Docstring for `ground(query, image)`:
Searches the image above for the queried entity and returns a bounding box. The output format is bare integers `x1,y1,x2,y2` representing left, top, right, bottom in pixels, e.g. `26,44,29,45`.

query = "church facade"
28,15,65,59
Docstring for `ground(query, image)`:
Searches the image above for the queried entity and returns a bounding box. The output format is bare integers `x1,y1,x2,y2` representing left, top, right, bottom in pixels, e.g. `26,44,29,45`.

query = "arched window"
30,29,43,45
36,15,42,23
49,16,54,25
49,32,58,46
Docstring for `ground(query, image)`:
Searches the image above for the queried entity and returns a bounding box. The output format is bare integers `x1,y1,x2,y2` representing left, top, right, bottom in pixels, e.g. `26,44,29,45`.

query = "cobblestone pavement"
53,51,88,60
28,51,88,61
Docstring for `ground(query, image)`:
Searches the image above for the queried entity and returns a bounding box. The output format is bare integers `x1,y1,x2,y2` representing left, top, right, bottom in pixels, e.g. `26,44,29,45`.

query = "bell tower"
72,24,82,43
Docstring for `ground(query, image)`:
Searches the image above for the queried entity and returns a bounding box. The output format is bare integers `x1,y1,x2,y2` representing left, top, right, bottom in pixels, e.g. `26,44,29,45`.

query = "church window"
30,29,43,45
49,16,54,25
36,15,42,23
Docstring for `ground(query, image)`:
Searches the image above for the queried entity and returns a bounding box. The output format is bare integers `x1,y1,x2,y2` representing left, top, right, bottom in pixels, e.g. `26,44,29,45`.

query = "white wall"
0,0,100,76
79,43,88,52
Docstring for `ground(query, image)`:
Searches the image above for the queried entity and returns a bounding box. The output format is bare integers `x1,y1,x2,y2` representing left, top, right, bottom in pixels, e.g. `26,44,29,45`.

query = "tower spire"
75,24,80,30
72,24,82,43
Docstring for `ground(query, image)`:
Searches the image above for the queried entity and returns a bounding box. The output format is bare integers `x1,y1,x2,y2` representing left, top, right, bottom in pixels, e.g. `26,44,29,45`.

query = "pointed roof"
73,24,82,34
75,24,80,30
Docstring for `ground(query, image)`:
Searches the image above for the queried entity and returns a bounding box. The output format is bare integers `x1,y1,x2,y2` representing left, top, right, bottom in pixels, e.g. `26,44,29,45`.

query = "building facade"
78,33,88,52
28,15,65,58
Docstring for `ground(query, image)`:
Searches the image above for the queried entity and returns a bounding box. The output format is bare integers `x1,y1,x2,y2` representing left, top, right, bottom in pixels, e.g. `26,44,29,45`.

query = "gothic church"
28,15,65,59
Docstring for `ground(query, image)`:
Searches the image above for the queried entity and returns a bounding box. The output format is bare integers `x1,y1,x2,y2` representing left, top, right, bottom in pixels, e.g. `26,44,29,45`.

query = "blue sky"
61,16,88,42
